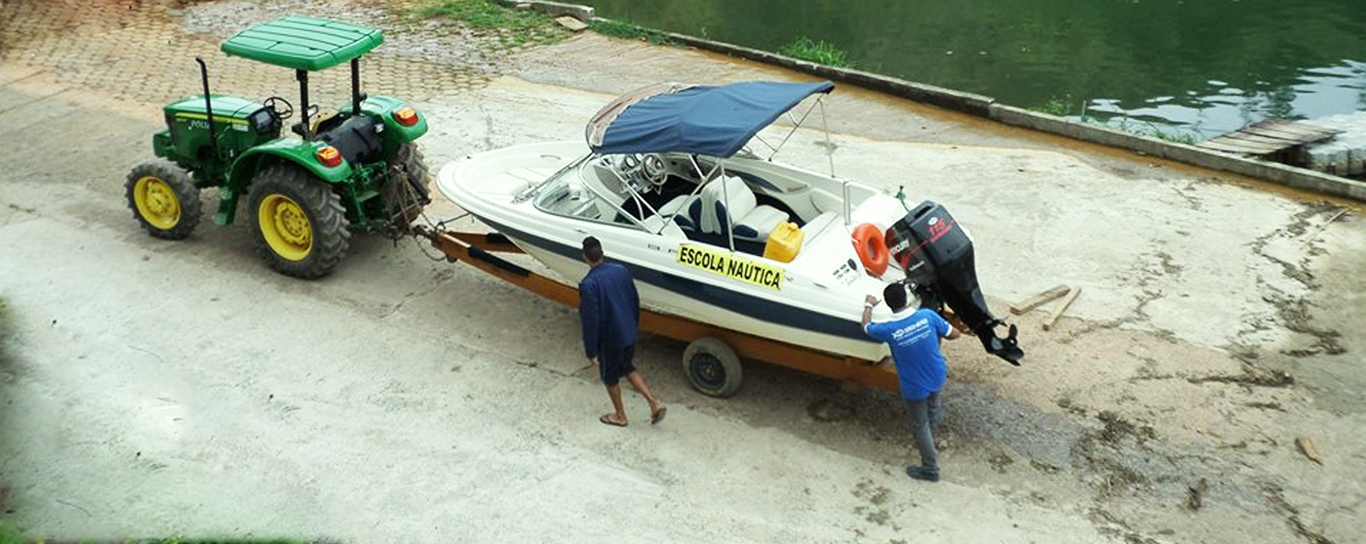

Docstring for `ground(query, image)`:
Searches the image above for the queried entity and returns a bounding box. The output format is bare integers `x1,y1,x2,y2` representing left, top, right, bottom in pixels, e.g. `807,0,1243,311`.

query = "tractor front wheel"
248,165,350,279
125,161,201,240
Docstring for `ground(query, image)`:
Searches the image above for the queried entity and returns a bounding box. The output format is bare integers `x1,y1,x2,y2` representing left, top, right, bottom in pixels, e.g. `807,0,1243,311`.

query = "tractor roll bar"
296,69,311,140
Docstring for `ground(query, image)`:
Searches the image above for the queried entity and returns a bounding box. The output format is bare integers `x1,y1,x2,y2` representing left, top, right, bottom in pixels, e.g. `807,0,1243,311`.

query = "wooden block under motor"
1010,284,1071,315
1042,286,1082,331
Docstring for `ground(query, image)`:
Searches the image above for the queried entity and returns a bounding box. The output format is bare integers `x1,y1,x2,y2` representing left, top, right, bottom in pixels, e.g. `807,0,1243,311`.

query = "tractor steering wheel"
263,96,294,119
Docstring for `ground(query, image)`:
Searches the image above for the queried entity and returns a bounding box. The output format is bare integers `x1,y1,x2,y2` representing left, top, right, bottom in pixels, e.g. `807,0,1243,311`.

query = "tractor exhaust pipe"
195,57,218,160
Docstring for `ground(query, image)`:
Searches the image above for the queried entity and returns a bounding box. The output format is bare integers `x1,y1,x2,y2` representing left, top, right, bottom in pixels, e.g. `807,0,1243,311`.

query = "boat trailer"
413,226,901,397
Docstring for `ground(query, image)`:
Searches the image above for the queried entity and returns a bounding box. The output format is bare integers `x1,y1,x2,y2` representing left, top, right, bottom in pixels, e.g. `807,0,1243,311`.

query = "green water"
582,0,1366,140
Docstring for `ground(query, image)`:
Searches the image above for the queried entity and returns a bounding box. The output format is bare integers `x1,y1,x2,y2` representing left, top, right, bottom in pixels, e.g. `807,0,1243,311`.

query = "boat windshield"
533,151,720,234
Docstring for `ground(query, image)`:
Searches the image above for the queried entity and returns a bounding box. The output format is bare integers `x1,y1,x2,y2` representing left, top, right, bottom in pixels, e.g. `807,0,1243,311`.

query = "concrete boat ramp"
1,2,1363,543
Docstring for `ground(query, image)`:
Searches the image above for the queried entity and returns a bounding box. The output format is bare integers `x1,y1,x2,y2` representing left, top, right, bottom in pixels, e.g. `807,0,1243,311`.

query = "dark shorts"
598,345,637,386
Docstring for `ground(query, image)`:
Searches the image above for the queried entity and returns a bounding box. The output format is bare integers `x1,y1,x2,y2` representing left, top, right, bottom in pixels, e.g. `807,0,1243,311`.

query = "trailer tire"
682,337,743,398
248,165,350,279
126,160,201,240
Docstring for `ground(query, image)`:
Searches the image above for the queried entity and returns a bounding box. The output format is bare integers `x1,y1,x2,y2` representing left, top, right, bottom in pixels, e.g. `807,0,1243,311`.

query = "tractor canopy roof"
220,16,383,71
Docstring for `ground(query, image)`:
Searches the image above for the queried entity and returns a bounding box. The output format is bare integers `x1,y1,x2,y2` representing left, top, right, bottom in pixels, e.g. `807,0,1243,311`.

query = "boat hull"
437,142,900,362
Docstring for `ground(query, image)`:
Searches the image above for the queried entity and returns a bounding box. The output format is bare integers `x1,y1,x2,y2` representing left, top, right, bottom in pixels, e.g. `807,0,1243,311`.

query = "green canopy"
220,16,383,71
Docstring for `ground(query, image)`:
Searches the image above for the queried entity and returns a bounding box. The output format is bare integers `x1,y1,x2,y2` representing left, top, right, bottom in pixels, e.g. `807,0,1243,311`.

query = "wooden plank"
1248,120,1340,139
1215,131,1305,147
1042,286,1081,331
1228,130,1315,145
1245,124,1338,141
1010,284,1070,315
1199,119,1342,156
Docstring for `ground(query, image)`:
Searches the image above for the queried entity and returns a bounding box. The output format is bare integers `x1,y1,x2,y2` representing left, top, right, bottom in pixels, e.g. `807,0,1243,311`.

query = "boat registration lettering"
677,244,783,290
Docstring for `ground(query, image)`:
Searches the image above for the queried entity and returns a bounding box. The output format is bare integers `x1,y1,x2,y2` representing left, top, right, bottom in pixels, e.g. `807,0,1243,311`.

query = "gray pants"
907,391,945,473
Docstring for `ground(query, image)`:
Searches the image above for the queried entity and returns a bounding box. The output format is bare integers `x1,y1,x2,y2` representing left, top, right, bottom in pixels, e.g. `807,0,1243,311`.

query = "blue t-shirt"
578,262,640,359
864,308,951,401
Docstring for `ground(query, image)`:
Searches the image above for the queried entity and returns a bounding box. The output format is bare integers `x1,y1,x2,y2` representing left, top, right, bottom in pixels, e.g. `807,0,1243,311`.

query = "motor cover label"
677,243,783,290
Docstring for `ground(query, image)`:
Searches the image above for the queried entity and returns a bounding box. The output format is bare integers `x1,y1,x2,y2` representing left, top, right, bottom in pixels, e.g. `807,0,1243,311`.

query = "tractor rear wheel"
383,142,431,229
125,161,201,240
248,165,350,279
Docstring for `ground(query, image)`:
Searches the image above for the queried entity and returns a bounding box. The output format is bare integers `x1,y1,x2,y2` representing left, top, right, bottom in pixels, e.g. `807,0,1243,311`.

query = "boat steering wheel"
605,153,669,192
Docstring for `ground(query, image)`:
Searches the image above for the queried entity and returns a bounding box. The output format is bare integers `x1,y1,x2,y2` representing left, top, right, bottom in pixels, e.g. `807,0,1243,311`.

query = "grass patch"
779,37,855,68
1033,95,1075,116
413,0,566,46
589,19,679,46
0,523,19,544
1106,116,1202,144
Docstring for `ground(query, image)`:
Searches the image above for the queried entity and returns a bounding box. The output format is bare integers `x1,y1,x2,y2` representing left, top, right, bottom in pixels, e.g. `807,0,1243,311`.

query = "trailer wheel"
682,337,743,397
248,165,350,279
125,161,201,240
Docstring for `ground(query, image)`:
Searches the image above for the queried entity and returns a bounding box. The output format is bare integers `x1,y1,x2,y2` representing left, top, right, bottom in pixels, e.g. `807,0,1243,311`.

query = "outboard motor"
885,201,1024,365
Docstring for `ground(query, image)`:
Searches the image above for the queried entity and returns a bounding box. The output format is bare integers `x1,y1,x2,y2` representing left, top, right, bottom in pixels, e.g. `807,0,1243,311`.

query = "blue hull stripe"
479,217,869,343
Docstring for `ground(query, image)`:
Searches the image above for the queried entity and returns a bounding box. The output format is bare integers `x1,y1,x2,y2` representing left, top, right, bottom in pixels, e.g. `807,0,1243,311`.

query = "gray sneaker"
906,465,940,482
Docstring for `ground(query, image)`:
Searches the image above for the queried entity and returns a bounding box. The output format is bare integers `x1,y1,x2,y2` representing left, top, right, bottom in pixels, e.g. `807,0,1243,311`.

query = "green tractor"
125,16,431,279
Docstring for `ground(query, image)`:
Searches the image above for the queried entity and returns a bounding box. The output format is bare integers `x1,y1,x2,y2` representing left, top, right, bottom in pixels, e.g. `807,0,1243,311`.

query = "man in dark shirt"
863,282,959,482
579,236,666,427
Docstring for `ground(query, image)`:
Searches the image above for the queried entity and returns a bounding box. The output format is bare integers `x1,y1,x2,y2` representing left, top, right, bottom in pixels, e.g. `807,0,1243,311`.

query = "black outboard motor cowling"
885,201,1024,365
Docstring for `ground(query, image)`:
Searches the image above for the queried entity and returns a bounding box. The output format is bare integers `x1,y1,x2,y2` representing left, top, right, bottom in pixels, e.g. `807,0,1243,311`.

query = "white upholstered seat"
698,175,788,241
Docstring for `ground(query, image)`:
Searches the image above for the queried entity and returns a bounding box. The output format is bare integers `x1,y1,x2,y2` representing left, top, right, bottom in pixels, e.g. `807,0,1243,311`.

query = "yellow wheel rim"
133,176,181,230
257,194,312,261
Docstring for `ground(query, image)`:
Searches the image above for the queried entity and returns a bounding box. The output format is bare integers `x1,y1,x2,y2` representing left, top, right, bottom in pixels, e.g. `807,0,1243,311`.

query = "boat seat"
658,193,700,231
698,175,789,241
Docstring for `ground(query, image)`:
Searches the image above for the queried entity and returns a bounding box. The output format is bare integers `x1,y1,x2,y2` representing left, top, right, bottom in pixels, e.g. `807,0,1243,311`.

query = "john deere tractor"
125,16,431,279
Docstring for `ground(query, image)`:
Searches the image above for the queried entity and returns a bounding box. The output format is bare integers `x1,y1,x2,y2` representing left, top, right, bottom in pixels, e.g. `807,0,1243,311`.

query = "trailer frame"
415,226,901,396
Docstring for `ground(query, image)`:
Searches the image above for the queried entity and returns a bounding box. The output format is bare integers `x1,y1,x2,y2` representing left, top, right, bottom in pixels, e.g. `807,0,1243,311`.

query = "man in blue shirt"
579,236,666,427
863,282,959,482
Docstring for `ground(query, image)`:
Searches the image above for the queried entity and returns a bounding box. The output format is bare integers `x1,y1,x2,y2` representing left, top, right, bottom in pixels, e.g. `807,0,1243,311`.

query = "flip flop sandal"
600,414,627,427
650,406,667,425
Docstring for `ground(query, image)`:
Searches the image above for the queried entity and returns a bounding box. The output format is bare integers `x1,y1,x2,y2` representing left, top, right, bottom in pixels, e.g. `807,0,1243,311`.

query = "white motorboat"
437,81,1022,364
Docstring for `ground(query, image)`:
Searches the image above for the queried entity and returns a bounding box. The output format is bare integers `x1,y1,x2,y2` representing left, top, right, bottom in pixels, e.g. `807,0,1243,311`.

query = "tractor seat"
318,116,384,164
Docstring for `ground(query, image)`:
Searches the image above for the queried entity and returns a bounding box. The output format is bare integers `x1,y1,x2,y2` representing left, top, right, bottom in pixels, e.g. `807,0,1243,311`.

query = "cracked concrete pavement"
2,1,1364,543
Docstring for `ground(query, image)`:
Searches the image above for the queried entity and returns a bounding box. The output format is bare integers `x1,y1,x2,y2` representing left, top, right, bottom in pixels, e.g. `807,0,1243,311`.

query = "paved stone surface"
0,0,535,106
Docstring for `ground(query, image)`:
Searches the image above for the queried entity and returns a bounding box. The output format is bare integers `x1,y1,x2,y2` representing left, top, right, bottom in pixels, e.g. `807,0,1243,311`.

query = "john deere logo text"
677,244,783,290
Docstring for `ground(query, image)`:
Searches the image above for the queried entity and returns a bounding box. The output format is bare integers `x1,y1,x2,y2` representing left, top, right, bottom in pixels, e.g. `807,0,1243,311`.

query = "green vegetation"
0,522,19,544
778,37,855,68
1032,95,1203,144
1033,95,1075,117
414,0,566,46
589,19,680,46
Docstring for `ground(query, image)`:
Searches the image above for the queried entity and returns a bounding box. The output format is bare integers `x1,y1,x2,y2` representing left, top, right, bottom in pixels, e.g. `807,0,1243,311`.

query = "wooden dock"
1197,119,1341,156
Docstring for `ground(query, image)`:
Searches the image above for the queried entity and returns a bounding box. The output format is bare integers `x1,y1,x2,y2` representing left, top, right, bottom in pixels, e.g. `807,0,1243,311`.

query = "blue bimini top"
585,80,835,158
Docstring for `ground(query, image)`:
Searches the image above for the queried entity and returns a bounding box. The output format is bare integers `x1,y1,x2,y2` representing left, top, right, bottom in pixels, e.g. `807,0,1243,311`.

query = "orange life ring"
851,223,889,277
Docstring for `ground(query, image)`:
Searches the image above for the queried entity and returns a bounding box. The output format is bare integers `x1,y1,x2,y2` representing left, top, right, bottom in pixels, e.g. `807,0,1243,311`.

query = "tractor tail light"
316,146,343,168
393,107,419,127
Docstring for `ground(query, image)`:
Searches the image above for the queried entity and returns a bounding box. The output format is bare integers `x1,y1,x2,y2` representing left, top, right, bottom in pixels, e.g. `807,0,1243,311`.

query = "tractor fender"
342,94,428,150
228,138,354,192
